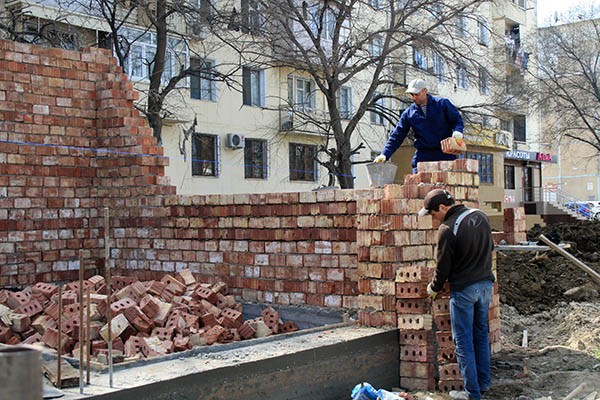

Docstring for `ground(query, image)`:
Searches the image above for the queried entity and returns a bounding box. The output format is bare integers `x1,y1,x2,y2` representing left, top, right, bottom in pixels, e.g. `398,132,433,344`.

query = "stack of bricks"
492,207,528,245
0,269,298,363
357,159,501,392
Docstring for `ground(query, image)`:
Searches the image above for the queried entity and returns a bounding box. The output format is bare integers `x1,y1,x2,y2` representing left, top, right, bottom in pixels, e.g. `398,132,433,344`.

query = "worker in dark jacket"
418,189,495,400
373,79,464,173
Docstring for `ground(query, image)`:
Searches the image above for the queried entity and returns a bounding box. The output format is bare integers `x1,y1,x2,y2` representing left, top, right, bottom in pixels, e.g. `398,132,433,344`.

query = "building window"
241,0,263,34
190,58,217,101
369,0,383,9
288,76,316,111
244,139,268,179
479,67,490,95
370,35,383,57
370,95,385,125
504,165,515,190
122,29,187,82
413,47,428,71
192,133,219,176
242,66,265,107
432,52,445,82
478,18,489,46
461,152,493,184
514,115,526,142
338,86,353,119
457,64,468,89
289,143,317,181
456,14,468,38
308,6,336,40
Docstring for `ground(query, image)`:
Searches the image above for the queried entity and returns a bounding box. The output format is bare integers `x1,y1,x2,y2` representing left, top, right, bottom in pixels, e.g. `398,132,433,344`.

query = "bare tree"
211,0,492,189
535,8,600,154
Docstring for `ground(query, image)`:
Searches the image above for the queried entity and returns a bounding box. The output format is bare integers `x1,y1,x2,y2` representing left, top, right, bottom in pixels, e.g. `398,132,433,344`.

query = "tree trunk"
148,0,167,144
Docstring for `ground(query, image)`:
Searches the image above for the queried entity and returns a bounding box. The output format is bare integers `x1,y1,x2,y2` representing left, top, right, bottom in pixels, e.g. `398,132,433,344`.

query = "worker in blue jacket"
374,79,464,173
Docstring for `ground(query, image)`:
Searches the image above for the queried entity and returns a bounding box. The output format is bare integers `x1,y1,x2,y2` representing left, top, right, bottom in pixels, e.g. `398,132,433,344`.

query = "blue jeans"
449,280,493,400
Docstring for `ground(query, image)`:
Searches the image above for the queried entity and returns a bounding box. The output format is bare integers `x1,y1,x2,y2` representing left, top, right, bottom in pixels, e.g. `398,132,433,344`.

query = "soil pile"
497,221,600,314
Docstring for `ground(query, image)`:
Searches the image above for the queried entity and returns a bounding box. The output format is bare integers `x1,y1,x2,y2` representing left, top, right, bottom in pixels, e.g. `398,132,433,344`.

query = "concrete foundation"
56,325,398,400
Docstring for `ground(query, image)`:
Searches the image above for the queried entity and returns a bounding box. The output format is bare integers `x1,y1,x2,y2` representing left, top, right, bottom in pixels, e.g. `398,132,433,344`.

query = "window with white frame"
192,133,219,177
477,18,489,46
122,29,187,82
338,86,352,119
432,52,445,82
457,64,468,89
413,47,428,71
456,14,468,38
289,143,317,181
308,6,335,40
288,76,316,110
370,95,385,125
370,35,383,57
241,0,263,34
479,67,490,95
190,58,218,101
242,66,265,107
244,138,268,179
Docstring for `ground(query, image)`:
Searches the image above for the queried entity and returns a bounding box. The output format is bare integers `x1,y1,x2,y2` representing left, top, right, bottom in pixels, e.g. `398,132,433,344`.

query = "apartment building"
2,0,542,216
537,17,600,203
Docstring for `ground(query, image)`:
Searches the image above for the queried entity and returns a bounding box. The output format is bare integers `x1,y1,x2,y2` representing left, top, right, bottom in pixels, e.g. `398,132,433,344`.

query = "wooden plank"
539,234,600,286
42,357,79,388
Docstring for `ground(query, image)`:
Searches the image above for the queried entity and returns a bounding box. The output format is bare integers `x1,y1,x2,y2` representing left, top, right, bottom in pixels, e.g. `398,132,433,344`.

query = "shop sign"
536,153,552,162
504,150,534,161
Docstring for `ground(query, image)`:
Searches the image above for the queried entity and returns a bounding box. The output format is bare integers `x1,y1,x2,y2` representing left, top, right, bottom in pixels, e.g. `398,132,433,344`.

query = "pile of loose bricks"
0,269,297,363
355,160,502,392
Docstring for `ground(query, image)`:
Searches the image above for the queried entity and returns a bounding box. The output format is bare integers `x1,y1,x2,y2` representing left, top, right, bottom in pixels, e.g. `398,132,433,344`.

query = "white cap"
406,79,427,94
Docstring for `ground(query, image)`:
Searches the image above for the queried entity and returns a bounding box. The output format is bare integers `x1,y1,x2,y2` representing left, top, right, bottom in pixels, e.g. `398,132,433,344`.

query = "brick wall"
0,40,505,390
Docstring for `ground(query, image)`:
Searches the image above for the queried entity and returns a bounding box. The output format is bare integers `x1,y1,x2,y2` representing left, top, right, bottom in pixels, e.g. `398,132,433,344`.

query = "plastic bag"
351,382,378,400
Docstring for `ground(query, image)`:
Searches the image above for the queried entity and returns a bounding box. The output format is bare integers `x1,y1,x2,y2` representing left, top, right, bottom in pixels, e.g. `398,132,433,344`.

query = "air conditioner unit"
226,133,245,149
280,113,294,131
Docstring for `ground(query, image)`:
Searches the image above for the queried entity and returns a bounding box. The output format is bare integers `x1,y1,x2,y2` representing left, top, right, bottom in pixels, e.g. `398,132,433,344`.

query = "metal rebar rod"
104,207,113,388
79,250,84,395
57,285,62,389
86,288,91,384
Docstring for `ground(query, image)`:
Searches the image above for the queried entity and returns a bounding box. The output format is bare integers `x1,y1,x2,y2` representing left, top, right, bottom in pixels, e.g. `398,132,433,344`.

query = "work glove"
426,283,438,300
373,154,387,163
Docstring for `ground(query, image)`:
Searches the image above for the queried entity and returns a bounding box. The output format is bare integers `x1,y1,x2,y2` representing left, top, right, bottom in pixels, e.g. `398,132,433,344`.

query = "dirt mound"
497,221,600,314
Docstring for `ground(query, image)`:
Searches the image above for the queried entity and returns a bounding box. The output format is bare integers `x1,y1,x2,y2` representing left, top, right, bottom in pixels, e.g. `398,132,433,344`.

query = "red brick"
395,282,427,299
261,306,280,334
220,308,242,329
438,379,464,392
238,321,256,339
139,294,160,318
400,361,434,379
160,275,186,296
400,344,435,362
193,286,218,304
438,363,462,381
434,313,452,332
396,298,430,315
9,313,31,333
6,291,30,309
436,331,454,349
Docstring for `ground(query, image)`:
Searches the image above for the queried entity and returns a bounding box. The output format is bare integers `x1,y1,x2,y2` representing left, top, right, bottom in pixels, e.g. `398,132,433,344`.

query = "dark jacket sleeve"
442,98,464,133
431,225,454,292
381,110,410,160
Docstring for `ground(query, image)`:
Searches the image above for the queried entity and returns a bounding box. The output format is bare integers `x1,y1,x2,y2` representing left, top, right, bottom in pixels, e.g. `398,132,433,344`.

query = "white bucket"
365,162,398,187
